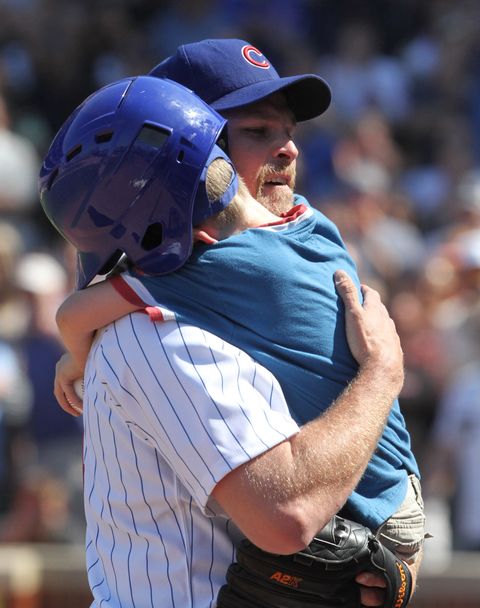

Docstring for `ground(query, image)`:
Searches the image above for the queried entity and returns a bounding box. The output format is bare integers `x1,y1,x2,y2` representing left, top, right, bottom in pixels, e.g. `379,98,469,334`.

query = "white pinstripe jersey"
83,311,299,607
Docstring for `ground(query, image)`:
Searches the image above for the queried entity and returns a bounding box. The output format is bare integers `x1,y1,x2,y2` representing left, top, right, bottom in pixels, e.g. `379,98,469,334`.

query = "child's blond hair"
204,158,248,230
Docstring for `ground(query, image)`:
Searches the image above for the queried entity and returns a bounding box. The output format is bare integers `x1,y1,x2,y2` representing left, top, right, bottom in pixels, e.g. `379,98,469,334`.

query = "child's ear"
193,228,218,245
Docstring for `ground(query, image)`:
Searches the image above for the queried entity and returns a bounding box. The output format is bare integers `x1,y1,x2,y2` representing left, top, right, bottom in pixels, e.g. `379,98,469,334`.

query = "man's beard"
255,163,296,215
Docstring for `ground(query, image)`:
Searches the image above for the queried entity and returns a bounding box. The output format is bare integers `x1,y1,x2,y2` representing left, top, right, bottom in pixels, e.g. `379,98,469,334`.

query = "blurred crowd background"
1,0,479,566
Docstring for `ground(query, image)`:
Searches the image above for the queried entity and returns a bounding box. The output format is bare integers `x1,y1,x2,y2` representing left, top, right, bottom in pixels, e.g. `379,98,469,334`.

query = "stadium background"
0,0,479,605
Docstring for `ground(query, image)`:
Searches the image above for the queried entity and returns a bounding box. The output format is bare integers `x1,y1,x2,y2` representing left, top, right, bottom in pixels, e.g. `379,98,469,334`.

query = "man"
148,38,331,215
41,75,416,607
151,39,424,600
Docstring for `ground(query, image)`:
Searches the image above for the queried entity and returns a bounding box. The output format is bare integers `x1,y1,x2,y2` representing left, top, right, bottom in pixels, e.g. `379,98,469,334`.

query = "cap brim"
211,74,331,122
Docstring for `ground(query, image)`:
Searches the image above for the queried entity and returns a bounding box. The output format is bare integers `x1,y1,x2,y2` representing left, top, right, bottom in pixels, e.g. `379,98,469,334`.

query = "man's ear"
193,228,218,245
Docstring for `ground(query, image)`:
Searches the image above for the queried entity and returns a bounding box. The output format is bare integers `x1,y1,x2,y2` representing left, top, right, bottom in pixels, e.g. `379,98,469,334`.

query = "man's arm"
212,271,404,554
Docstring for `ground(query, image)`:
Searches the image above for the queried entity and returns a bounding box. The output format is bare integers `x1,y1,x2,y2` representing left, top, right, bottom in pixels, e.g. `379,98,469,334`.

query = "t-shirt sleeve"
97,312,299,513
109,273,178,322
109,273,150,307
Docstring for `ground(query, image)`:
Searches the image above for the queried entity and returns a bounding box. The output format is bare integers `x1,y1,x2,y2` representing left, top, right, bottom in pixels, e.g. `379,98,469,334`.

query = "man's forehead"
225,93,295,122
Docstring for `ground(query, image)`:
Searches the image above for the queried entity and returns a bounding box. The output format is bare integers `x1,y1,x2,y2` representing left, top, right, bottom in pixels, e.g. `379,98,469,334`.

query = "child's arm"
55,279,142,414
56,279,140,368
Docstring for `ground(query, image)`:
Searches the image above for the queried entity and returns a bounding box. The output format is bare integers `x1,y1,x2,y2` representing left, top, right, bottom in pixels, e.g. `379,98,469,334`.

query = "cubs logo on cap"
241,45,270,69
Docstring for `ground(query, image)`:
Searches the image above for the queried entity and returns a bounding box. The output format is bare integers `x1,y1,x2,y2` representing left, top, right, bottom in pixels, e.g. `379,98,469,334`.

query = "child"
55,155,425,577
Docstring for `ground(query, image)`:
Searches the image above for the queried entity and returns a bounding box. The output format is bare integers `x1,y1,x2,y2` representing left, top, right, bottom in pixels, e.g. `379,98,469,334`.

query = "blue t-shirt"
128,196,419,529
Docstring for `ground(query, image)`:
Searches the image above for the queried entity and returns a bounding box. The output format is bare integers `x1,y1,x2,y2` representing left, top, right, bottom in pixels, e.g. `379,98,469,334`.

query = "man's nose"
274,138,299,161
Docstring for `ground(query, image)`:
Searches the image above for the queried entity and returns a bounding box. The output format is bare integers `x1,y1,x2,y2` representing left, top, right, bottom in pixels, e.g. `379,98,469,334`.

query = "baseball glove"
216,515,412,608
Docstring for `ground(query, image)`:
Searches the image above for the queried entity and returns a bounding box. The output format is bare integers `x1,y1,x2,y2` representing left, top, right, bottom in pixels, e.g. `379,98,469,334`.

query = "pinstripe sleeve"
90,312,300,512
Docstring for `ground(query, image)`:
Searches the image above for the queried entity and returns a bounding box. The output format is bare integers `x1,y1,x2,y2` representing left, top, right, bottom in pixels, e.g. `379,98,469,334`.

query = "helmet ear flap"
92,224,165,278
45,167,59,191
98,250,123,275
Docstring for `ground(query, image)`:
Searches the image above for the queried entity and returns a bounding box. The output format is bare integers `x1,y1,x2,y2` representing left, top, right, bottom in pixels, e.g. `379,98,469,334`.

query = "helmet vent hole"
177,150,185,163
95,131,114,144
141,223,163,251
66,145,82,161
136,124,170,149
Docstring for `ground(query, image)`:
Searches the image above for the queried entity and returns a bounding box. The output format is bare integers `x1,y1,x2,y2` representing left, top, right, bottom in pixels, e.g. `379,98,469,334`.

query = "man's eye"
244,127,267,137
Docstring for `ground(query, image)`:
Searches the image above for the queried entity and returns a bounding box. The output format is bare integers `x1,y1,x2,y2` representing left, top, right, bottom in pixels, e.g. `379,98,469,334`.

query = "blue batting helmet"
39,76,235,288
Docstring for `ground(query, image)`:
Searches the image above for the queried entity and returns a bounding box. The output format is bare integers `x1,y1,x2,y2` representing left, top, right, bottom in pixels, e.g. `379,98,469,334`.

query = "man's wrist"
356,358,404,402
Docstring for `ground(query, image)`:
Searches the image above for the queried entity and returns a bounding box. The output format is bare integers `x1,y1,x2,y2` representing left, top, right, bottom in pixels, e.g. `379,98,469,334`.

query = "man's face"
223,93,298,215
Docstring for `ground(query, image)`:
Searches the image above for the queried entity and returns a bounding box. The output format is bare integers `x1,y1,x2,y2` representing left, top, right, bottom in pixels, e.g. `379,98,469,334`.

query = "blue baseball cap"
149,38,331,122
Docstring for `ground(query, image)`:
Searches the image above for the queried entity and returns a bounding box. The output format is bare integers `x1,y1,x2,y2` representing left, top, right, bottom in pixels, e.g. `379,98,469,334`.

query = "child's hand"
54,353,84,416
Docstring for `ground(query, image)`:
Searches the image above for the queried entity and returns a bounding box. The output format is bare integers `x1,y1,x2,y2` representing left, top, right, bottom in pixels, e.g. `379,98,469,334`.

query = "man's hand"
357,561,417,607
356,571,388,606
334,270,404,394
335,270,409,605
54,353,84,416
217,516,413,608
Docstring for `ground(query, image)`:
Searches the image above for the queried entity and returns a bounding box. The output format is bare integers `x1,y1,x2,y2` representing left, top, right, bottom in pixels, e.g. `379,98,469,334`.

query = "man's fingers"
335,271,383,311
334,270,360,308
356,572,386,587
356,571,387,607
358,585,386,606
335,269,403,388
360,283,380,303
